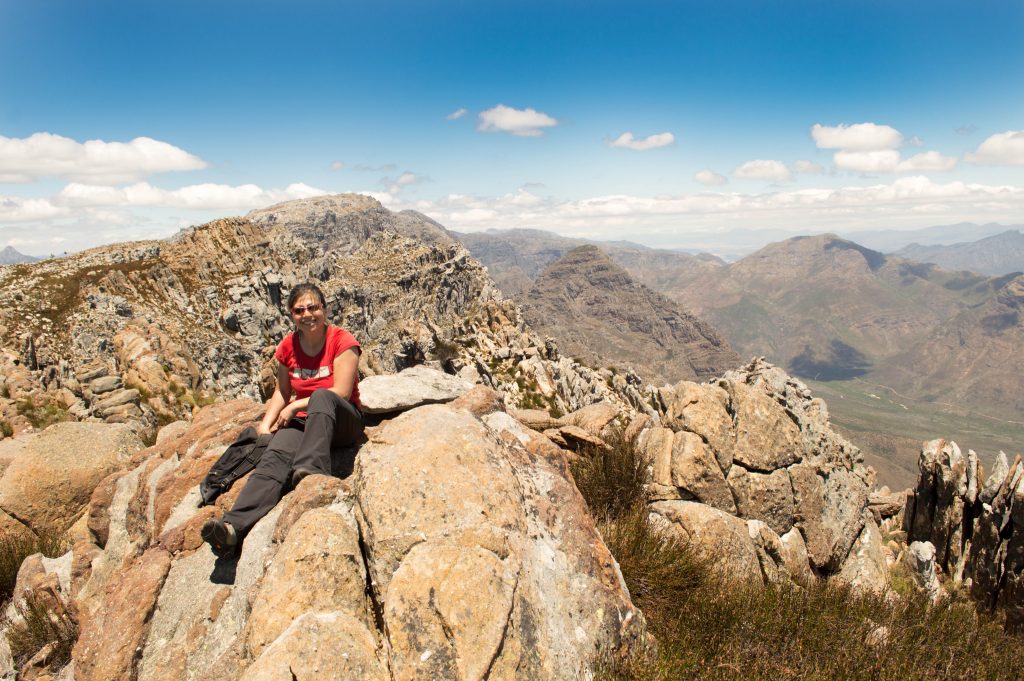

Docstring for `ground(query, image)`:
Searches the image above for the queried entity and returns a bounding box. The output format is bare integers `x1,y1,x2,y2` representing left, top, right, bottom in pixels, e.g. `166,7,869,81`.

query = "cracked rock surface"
60,399,645,680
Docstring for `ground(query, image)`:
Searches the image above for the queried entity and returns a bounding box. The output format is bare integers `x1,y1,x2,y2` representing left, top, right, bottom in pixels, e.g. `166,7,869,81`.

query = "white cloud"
834,149,958,173
477,104,558,137
966,130,1024,165
54,181,326,210
446,108,467,120
896,151,957,172
331,160,345,170
401,176,1024,243
383,171,426,196
811,123,903,151
907,136,924,147
0,132,207,184
608,131,675,151
0,194,68,222
833,149,901,173
694,169,727,186
733,159,791,182
794,159,824,174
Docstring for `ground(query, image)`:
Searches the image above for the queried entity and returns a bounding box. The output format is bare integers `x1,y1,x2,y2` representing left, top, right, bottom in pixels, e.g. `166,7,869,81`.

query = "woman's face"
290,292,326,336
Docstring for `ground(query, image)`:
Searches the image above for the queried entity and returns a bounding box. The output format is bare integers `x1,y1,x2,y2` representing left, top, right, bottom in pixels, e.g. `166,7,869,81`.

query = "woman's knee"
308,388,346,414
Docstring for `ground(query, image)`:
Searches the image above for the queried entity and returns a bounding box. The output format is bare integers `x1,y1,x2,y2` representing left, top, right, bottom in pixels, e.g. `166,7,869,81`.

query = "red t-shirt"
275,325,361,413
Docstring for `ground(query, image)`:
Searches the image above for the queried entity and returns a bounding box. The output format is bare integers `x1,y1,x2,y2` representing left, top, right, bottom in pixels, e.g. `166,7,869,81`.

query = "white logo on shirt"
292,365,332,380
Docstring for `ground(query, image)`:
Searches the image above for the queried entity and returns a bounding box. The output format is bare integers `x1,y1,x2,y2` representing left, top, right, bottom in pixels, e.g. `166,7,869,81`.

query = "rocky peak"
0,197,663,441
246,193,456,258
0,246,39,266
733,233,888,279
521,245,740,384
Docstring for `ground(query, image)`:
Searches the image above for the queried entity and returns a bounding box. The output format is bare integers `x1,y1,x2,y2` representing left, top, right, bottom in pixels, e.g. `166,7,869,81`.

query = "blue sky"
1,0,1023,255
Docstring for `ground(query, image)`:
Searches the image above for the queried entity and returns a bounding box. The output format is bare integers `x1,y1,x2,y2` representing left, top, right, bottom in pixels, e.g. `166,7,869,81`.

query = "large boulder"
58,400,645,680
358,365,473,414
650,500,762,584
0,422,144,536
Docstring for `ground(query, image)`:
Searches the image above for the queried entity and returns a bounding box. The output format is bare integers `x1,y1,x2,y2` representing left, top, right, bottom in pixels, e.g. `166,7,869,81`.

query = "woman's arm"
329,348,360,401
258,363,292,435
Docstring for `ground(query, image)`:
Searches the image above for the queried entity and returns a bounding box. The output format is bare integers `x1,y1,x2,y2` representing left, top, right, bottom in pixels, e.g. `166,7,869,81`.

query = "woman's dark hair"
286,282,327,311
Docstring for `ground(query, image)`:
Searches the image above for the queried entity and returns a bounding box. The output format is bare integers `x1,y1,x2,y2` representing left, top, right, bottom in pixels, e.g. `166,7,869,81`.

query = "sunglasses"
291,303,323,315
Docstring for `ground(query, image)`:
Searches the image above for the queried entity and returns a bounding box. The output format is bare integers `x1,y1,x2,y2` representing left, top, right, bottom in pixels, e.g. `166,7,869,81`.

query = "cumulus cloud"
331,160,345,170
477,104,558,137
907,136,924,147
794,159,824,174
733,159,791,182
966,130,1024,165
54,181,325,210
446,108,467,120
896,151,958,172
415,176,1024,237
811,123,903,151
0,194,68,222
0,132,207,184
833,149,901,173
694,169,727,186
608,131,675,151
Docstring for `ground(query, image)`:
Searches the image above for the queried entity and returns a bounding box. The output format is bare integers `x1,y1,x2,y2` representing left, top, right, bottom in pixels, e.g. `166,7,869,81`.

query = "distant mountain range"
458,227,1024,486
892,230,1024,276
0,246,40,265
589,222,1021,262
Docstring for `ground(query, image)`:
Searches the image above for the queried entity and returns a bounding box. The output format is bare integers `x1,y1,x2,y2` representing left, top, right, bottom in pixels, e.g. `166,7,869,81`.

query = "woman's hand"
274,402,298,431
256,422,274,436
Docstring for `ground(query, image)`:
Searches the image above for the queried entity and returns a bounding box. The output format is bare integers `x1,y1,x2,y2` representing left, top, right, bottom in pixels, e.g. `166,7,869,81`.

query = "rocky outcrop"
0,421,144,536
904,441,1024,625
0,195,660,442
634,359,880,588
10,396,645,680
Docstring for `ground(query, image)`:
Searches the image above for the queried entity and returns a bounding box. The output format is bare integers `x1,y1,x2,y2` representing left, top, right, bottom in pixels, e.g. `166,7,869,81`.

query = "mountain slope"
0,246,39,265
893,230,1024,276
520,246,740,384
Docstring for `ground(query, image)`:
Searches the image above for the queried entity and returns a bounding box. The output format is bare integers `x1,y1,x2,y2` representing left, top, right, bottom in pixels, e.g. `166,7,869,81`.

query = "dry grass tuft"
5,591,78,673
0,531,70,606
571,422,1024,680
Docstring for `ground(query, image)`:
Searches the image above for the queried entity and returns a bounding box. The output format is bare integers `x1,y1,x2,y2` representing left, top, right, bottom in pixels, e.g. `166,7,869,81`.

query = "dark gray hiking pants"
223,389,363,536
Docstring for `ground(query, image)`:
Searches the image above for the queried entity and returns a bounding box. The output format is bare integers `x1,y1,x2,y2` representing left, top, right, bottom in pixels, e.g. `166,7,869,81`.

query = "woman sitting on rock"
202,282,364,556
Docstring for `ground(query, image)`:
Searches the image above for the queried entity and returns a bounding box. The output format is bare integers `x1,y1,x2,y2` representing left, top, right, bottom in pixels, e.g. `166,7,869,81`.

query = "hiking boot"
201,518,237,558
290,466,318,489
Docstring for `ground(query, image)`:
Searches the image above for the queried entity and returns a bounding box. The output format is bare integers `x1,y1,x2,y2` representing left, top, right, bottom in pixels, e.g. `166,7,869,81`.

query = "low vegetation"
4,591,78,672
0,531,70,606
14,397,68,430
0,530,76,675
570,428,1024,680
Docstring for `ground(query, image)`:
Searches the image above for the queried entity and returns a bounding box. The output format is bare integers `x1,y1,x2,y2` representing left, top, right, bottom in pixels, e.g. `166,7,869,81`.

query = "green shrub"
0,383,10,398
14,398,68,430
5,591,78,673
0,419,12,438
